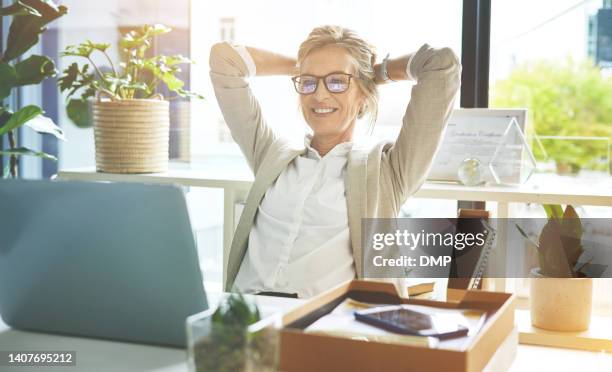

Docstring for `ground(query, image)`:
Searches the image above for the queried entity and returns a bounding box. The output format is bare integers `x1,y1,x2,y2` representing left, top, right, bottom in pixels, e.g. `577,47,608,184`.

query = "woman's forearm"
246,46,297,76
374,55,411,84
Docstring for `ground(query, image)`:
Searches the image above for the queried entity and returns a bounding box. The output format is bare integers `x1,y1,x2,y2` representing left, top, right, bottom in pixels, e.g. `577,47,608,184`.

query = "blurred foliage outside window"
491,59,612,175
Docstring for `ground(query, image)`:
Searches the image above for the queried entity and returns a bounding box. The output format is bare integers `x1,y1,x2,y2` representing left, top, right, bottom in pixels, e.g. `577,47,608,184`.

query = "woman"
210,25,461,298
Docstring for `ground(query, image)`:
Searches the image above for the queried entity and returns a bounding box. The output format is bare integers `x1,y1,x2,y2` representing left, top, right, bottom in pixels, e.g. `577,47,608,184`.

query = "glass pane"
490,0,612,181
490,1,612,314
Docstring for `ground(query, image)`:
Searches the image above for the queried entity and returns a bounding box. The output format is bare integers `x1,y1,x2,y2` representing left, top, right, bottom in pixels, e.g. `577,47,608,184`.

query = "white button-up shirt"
234,136,357,298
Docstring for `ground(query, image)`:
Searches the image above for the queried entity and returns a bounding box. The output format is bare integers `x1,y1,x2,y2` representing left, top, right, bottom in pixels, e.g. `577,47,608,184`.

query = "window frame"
458,0,492,211
461,0,491,109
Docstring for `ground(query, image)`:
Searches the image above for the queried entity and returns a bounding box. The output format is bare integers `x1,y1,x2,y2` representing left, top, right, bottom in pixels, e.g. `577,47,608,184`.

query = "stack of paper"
304,298,487,351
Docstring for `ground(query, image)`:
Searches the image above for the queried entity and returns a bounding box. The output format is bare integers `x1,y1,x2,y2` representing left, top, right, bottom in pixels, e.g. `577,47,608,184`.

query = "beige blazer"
209,42,461,291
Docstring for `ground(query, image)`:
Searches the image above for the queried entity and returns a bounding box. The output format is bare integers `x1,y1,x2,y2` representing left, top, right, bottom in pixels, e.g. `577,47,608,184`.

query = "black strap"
256,291,298,299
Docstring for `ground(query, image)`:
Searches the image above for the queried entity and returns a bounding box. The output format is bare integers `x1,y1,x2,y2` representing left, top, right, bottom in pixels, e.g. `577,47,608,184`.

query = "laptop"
0,180,208,348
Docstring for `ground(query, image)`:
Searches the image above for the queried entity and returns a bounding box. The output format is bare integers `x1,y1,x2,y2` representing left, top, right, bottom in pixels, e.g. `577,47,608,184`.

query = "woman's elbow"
209,42,231,72
434,47,462,88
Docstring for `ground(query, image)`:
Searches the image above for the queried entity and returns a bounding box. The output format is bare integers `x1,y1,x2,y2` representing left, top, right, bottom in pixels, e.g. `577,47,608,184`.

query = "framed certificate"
428,108,528,184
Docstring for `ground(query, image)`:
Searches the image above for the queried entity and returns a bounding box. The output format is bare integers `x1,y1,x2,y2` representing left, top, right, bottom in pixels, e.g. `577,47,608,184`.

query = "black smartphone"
354,306,469,340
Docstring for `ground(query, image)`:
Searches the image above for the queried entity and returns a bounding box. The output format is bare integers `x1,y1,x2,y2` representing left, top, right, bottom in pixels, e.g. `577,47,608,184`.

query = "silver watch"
381,53,392,82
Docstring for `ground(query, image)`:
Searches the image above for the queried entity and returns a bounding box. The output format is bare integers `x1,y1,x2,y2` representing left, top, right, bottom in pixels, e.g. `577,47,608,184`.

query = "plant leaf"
160,72,184,91
543,204,563,220
14,54,56,86
145,24,172,36
162,55,192,66
0,1,41,16
2,163,10,178
560,205,583,267
0,105,43,136
175,88,204,100
66,99,92,128
563,205,579,219
120,30,146,50
88,40,111,52
61,40,111,58
0,147,57,161
538,219,574,277
515,223,537,245
143,62,184,91
25,115,65,140
3,0,67,62
0,107,11,125
61,44,91,58
0,62,18,100
58,62,80,92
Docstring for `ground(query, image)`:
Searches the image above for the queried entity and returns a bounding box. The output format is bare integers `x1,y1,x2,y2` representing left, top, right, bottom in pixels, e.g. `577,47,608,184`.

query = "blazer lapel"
346,144,368,279
225,144,304,291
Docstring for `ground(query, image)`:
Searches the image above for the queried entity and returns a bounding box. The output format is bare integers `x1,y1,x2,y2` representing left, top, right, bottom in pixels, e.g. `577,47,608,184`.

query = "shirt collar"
303,133,353,158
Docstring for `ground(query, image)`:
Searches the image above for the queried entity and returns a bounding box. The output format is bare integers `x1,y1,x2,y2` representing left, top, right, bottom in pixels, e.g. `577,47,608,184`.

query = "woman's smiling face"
299,45,365,139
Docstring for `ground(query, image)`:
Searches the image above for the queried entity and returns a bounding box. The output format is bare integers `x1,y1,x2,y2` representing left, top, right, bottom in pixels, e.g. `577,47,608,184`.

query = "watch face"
382,54,391,81
382,66,390,81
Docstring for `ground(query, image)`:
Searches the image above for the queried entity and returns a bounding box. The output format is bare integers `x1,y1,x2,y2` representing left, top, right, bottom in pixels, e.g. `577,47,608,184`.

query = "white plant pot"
529,267,593,331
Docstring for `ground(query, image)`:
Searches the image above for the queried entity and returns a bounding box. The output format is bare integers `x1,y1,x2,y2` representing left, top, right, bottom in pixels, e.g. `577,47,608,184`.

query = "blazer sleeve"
384,43,461,205
209,41,280,175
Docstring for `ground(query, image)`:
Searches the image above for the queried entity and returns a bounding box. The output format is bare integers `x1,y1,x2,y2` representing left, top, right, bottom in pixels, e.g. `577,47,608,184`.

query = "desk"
0,290,304,372
1,290,611,371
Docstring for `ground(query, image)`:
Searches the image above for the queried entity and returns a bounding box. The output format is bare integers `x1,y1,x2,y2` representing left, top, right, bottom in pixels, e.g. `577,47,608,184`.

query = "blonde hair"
297,25,378,129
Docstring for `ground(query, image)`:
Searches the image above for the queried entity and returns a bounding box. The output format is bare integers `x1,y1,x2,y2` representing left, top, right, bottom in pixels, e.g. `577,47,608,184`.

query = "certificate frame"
428,108,528,184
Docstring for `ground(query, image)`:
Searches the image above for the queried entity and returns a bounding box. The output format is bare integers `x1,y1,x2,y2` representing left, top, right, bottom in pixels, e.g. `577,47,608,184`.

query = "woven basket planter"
93,98,169,173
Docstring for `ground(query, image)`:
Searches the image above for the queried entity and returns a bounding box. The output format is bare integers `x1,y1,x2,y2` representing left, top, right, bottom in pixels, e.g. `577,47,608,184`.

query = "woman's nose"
312,79,331,100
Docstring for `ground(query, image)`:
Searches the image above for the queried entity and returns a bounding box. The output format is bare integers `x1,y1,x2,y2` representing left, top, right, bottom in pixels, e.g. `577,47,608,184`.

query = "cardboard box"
280,280,515,372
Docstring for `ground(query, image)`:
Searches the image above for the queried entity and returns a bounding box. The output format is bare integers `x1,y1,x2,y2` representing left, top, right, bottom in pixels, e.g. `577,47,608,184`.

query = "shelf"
516,309,612,352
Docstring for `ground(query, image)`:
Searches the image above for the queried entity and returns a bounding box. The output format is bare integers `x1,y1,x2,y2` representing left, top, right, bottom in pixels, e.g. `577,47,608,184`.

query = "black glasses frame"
291,72,354,95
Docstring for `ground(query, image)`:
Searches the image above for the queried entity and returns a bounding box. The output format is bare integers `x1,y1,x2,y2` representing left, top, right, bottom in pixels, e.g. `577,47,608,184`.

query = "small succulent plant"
193,293,262,372
516,204,590,278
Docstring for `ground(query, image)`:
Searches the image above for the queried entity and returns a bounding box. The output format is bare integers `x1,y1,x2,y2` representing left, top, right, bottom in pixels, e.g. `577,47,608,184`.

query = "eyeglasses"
291,72,353,95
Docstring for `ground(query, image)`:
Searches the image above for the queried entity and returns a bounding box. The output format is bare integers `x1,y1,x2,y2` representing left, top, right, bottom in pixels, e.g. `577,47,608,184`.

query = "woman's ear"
357,94,367,118
358,102,366,118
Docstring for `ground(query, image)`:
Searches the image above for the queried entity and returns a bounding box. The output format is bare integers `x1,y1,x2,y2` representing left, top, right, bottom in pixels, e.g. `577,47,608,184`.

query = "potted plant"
0,0,67,178
58,24,202,173
516,205,593,331
186,293,281,372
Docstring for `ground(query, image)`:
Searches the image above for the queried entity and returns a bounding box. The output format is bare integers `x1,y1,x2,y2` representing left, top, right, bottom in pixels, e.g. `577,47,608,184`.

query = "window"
490,0,612,315
490,0,612,179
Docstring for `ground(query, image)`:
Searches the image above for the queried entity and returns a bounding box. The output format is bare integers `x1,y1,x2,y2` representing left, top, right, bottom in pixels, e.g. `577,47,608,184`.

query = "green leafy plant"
193,293,262,372
516,205,590,277
491,58,612,174
0,0,67,178
58,24,203,128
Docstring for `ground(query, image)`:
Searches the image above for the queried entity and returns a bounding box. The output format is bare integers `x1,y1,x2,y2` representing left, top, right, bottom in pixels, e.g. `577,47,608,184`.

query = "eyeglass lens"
295,74,350,94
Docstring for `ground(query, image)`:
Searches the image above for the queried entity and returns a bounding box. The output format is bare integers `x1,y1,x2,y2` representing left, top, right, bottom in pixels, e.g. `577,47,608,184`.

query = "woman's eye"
300,78,316,87
326,78,348,91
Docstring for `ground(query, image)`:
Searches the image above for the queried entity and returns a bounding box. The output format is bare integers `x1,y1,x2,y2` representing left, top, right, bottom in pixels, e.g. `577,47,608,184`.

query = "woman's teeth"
312,108,337,114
